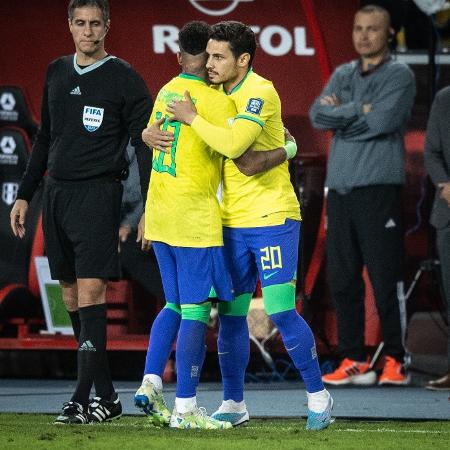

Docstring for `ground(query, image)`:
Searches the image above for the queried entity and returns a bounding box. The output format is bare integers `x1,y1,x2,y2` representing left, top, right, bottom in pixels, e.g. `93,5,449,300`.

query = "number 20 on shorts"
260,246,283,270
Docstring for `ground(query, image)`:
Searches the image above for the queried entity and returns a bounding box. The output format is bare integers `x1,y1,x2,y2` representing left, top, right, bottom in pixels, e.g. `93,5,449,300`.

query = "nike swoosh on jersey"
263,271,279,280
286,343,300,351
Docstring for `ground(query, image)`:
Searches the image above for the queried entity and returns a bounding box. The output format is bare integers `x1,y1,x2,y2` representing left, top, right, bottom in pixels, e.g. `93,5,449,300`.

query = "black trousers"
436,225,450,367
326,185,405,361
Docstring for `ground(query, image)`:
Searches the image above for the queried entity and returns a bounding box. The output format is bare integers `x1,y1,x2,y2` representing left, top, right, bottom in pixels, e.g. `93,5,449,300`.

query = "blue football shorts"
152,242,234,304
222,219,300,295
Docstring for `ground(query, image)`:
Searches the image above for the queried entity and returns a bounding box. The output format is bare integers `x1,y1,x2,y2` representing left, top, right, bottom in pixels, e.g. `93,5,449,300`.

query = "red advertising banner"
0,0,358,153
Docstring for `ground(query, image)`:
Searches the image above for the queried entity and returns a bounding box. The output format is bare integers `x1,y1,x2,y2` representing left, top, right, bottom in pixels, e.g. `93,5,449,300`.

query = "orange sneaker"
322,358,377,385
378,356,410,385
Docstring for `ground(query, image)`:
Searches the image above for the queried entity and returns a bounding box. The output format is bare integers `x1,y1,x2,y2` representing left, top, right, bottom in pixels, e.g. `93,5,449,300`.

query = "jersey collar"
227,67,253,95
178,73,208,85
73,54,116,75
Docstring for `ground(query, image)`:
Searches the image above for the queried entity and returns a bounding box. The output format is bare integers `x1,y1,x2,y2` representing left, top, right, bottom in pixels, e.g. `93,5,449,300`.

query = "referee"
10,0,152,424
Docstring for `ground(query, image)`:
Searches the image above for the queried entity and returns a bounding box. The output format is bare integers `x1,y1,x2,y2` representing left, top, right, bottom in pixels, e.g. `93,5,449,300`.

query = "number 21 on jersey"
152,111,181,177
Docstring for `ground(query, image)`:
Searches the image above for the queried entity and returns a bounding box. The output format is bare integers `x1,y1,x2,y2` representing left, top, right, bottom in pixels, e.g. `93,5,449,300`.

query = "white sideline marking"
99,422,450,434
244,426,450,434
335,428,449,434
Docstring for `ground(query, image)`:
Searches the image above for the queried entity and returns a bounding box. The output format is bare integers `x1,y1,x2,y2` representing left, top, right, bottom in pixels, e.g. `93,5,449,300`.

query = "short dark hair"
357,4,391,27
68,0,109,24
210,21,256,67
179,21,211,56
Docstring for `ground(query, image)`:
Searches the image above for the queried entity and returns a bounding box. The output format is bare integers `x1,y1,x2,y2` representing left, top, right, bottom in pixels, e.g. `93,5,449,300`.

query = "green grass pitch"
1,414,449,450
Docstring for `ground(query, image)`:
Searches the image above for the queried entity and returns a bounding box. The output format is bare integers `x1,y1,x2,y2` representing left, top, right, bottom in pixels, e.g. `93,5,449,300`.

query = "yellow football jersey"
144,74,236,246
222,70,301,227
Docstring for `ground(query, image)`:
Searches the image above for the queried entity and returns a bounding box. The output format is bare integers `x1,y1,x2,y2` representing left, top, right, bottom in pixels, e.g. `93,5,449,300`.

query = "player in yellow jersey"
137,21,295,430
134,21,234,430
167,21,333,430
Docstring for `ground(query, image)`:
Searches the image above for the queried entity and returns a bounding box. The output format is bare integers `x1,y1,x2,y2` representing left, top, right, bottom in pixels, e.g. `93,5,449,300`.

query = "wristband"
283,140,297,160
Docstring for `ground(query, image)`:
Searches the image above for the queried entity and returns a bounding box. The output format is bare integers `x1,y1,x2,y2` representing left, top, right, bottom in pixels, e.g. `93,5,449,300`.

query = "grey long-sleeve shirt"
309,57,416,194
121,143,144,230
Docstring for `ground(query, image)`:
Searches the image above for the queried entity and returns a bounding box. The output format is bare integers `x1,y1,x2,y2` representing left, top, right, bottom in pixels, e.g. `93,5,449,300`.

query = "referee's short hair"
68,0,110,24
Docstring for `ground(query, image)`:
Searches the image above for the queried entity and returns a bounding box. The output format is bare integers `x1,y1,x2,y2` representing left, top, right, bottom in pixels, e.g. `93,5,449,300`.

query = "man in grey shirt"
424,86,450,391
310,4,415,386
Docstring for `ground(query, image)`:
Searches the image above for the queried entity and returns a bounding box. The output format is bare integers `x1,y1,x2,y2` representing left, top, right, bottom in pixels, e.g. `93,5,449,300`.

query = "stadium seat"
0,126,44,333
0,86,39,141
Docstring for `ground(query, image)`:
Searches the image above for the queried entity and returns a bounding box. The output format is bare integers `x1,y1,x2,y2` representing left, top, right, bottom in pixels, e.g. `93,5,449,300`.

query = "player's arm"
136,213,152,251
233,128,297,176
167,91,261,159
142,117,174,151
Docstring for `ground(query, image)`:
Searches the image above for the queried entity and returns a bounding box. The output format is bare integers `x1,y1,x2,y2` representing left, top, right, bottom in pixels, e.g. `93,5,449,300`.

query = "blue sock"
218,315,250,402
269,309,324,393
144,307,181,376
175,319,207,398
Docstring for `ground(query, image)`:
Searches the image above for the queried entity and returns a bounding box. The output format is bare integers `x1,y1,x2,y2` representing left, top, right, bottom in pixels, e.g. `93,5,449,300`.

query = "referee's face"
69,6,109,59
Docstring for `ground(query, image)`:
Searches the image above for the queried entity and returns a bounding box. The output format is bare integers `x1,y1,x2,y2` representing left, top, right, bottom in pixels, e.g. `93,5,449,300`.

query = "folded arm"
338,72,415,141
309,71,360,131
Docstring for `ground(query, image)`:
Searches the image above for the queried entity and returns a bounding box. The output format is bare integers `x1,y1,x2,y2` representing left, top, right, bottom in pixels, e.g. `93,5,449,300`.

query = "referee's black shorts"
43,176,123,281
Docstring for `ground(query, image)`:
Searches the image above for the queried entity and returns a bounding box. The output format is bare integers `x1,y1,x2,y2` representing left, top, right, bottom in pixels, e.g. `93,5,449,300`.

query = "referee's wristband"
283,140,297,160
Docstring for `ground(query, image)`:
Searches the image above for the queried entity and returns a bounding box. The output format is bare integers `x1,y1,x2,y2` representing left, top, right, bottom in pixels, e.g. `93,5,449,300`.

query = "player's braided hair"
210,21,256,67
68,0,109,24
179,21,211,56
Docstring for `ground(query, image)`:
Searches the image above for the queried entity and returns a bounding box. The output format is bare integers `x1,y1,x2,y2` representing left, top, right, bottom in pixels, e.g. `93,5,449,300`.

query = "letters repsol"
153,25,315,56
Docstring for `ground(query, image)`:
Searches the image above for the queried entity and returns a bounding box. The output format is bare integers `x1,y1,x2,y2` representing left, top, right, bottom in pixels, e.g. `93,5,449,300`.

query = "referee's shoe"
54,401,89,424
88,392,122,423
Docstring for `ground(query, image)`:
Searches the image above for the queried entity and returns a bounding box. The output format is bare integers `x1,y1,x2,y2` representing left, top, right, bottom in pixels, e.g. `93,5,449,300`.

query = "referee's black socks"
71,303,114,408
68,310,81,342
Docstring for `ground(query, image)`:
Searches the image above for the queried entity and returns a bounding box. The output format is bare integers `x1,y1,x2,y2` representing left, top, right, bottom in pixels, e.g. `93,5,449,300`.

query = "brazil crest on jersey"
145,74,236,247
220,69,300,227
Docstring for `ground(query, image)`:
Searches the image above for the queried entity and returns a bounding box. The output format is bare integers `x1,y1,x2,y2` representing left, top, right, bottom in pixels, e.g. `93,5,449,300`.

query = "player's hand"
136,214,152,251
438,182,450,207
167,91,197,125
142,118,173,154
284,127,296,144
10,199,28,238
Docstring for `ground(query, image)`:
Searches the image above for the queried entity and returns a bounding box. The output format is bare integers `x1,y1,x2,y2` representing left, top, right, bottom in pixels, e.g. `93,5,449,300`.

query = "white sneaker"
211,400,249,426
306,394,334,430
169,406,232,429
